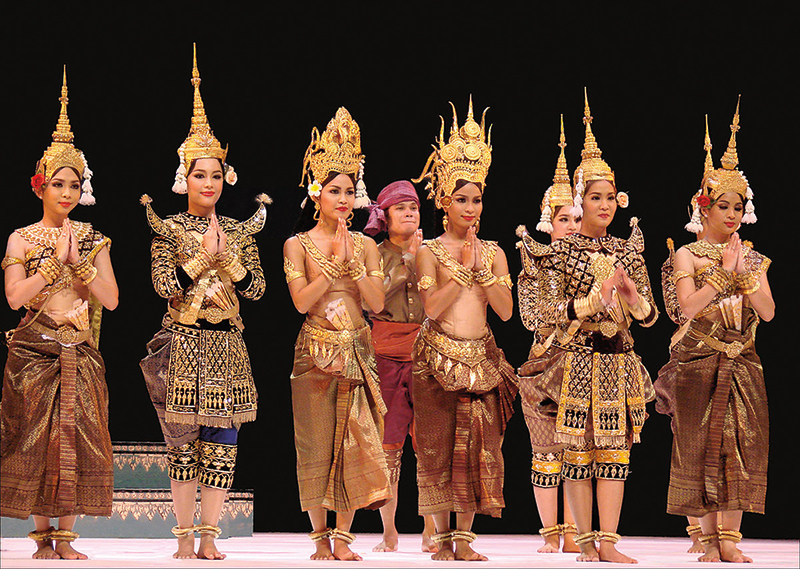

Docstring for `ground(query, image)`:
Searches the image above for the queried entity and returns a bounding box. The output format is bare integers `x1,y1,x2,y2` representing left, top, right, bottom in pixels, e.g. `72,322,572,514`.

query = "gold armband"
627,294,652,320
574,290,604,319
37,256,64,285
706,266,735,295
348,260,367,282
1,256,23,270
368,269,384,279
735,271,760,295
218,252,247,282
473,267,497,287
283,257,305,283
418,275,436,291
182,249,213,280
672,270,693,284
497,274,513,289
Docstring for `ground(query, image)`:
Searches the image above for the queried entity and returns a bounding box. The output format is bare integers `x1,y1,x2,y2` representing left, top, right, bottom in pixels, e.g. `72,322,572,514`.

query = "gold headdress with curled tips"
172,44,236,194
412,96,492,210
300,107,369,208
32,67,96,205
536,114,574,234
686,96,756,232
571,88,621,216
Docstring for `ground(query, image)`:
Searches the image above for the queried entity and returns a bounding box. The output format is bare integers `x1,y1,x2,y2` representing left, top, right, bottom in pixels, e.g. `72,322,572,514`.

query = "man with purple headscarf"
364,180,437,553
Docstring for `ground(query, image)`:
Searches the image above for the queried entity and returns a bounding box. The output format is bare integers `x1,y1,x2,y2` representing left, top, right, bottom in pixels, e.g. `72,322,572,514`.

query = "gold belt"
697,334,753,359
169,303,239,325
28,321,92,346
579,320,626,338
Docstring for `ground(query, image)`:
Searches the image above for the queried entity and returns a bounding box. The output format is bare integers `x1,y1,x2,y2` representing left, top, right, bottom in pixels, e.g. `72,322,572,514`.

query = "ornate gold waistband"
419,320,490,367
578,319,627,338
300,320,367,344
168,303,239,326
28,320,92,346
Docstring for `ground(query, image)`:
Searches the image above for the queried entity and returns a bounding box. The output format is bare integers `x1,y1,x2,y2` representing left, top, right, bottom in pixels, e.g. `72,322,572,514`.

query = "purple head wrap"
364,180,420,236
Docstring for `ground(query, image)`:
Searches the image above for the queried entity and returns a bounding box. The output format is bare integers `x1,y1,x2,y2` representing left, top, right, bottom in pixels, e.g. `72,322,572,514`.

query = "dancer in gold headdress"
527,90,658,563
139,45,267,560
411,97,518,562
1,68,118,560
664,98,773,564
516,115,580,554
284,106,391,561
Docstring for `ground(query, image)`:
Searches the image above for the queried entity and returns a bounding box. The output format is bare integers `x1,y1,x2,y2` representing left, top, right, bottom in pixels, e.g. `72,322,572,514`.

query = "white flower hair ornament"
172,145,188,194
684,188,705,234
740,172,757,224
354,158,370,209
570,168,585,218
78,152,96,205
536,186,554,234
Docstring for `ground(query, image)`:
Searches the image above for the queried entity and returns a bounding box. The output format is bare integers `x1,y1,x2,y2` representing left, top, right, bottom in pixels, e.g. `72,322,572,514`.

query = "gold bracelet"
706,266,734,295
627,294,652,320
497,273,514,289
736,271,760,295
574,290,604,319
182,249,213,280
218,252,247,282
473,267,497,287
81,265,98,285
348,260,367,282
37,256,64,285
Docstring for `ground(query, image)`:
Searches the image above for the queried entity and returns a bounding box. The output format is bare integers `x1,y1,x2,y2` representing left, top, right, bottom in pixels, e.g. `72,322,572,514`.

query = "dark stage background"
2,7,793,540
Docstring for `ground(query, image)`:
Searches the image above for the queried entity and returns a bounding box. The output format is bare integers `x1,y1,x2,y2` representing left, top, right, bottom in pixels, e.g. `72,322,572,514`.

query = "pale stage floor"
1,533,797,568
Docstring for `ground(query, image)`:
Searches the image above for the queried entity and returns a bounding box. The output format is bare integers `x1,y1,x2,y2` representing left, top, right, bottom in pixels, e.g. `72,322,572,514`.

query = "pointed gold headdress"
686,97,756,233
172,44,236,194
300,107,369,208
32,67,95,205
571,88,625,216
536,115,574,234
413,96,492,209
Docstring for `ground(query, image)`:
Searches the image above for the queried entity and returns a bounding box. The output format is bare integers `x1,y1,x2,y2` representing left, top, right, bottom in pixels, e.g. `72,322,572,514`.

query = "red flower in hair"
31,173,46,190
696,195,711,208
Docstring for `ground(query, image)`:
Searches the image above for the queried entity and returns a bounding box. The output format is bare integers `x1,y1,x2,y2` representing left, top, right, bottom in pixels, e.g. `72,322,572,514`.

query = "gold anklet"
431,531,454,543
171,525,196,538
309,528,332,542
195,524,222,539
539,525,561,537
451,530,477,543
596,531,620,544
329,528,356,544
718,529,743,543
574,531,597,545
27,527,55,542
50,529,79,543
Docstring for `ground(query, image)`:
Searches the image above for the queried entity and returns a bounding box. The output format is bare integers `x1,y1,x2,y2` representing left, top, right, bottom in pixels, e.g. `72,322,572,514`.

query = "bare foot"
454,541,488,561
32,541,60,560
698,542,721,563
54,541,88,560
720,540,752,563
173,534,197,559
310,538,335,560
373,529,399,552
421,531,440,553
538,533,560,553
431,541,456,561
688,536,705,554
576,542,601,562
197,535,226,560
332,539,362,561
598,541,637,564
562,533,580,553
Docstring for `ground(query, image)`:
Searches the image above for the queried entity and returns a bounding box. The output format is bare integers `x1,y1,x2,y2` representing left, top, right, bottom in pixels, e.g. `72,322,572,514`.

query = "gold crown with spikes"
33,67,95,205
574,87,614,187
413,96,492,209
536,115,574,233
172,44,233,193
300,107,364,188
702,96,748,200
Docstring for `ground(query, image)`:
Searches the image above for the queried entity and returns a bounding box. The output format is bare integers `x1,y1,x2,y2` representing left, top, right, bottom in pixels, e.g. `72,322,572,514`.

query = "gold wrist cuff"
348,260,367,281
574,290,604,319
707,266,735,295
37,256,64,285
183,249,213,280
627,294,652,320
418,275,436,291
219,252,247,282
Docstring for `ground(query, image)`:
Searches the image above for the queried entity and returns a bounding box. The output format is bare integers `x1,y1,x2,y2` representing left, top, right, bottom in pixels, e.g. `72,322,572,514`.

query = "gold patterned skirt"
412,320,519,518
290,321,391,513
140,316,257,440
534,340,654,448
667,311,768,517
1,313,113,519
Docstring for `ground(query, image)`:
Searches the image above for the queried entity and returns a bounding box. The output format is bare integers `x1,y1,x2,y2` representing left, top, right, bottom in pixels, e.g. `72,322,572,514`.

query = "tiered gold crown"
686,97,756,232
172,44,234,193
536,115,574,233
574,87,614,187
300,107,364,187
33,67,95,205
413,96,492,209
702,96,748,200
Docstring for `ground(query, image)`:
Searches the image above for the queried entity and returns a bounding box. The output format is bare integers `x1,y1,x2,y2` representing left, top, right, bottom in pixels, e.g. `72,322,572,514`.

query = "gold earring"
442,215,449,231
347,211,354,228
313,202,320,221
474,218,480,234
